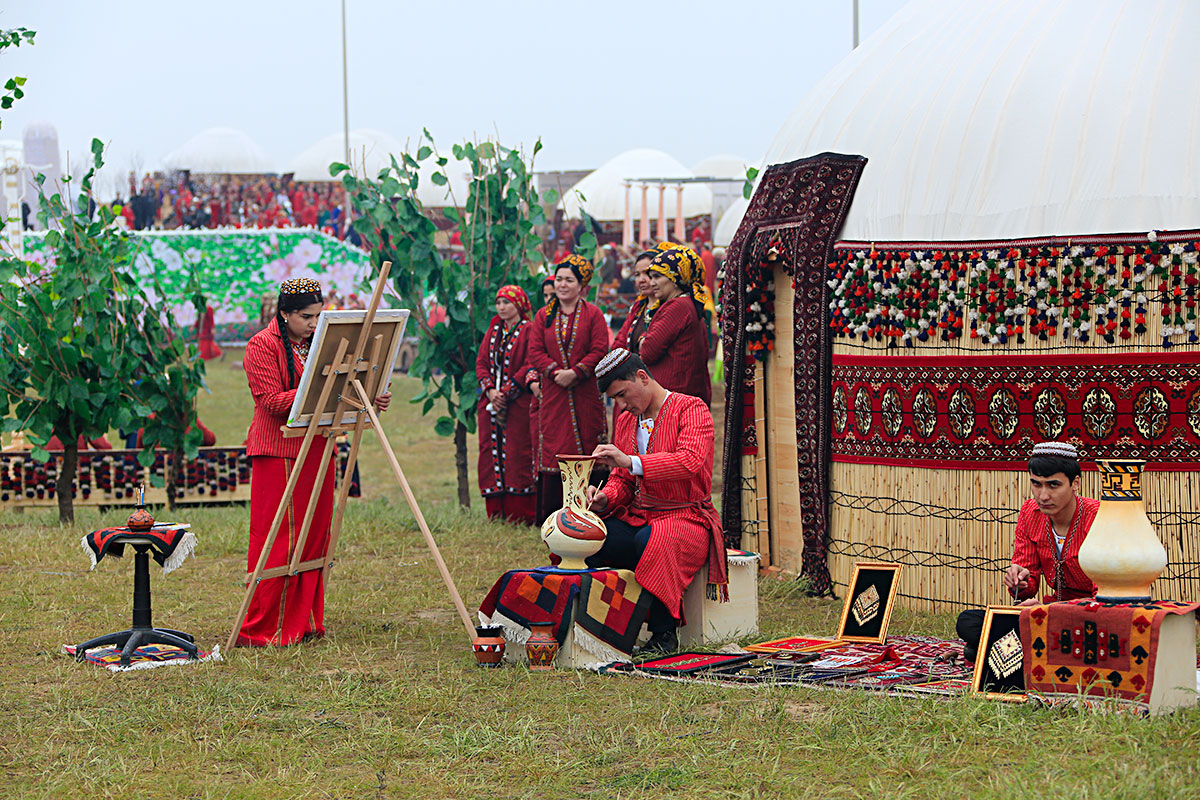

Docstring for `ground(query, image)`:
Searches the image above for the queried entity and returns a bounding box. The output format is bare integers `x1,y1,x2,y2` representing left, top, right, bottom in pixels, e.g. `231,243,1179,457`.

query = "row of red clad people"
475,245,712,526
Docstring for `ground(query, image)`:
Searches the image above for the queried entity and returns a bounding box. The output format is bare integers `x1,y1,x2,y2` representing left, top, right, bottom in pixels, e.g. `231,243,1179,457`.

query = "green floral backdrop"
23,227,371,341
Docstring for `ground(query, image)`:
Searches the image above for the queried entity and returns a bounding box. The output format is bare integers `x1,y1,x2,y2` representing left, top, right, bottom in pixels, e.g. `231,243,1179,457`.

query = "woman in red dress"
640,245,712,405
612,250,658,354
528,255,610,520
196,304,223,360
476,285,537,524
237,277,390,646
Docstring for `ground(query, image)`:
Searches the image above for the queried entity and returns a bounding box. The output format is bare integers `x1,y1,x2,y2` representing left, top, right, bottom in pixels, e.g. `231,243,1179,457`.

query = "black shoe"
637,629,678,657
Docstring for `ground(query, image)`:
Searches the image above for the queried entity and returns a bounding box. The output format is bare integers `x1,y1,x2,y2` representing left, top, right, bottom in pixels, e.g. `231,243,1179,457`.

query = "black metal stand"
75,543,198,666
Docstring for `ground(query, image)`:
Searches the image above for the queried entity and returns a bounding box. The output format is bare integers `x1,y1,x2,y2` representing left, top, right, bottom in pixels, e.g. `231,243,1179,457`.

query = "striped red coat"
638,295,711,405
599,392,728,619
527,301,609,472
1012,496,1100,602
243,326,306,459
475,317,535,496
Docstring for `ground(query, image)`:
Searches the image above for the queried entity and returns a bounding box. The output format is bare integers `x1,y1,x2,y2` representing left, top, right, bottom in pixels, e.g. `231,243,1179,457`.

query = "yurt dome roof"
561,148,712,221
162,127,274,174
289,128,406,182
690,154,751,180
715,196,749,247
763,0,1200,241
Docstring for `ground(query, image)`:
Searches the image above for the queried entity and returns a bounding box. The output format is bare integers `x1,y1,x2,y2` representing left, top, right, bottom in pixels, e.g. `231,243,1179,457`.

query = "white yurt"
289,128,471,207
690,154,750,180
714,196,749,247
560,148,712,221
722,0,1200,610
162,127,273,174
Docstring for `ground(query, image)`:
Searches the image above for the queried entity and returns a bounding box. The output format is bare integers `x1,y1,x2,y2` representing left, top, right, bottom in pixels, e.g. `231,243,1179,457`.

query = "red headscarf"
496,284,532,319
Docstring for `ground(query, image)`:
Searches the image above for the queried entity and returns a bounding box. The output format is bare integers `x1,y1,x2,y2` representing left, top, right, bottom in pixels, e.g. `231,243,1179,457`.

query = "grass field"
1,352,1198,798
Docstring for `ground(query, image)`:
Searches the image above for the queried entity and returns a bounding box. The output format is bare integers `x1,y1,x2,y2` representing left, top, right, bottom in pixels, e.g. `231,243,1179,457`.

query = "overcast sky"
2,0,907,186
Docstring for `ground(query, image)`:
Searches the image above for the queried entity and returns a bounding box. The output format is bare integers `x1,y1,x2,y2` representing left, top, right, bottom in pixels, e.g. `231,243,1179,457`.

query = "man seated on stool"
585,348,728,655
956,441,1099,661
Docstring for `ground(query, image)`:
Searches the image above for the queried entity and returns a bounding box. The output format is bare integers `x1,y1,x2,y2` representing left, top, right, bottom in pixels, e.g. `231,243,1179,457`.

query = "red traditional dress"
599,392,728,620
528,299,609,518
1011,496,1100,602
639,294,711,405
612,296,653,354
197,305,223,360
238,325,334,646
476,314,536,524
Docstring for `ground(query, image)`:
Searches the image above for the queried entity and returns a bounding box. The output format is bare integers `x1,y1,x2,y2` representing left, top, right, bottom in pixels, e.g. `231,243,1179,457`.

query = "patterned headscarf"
647,245,713,314
280,277,322,295
496,284,532,319
544,254,596,326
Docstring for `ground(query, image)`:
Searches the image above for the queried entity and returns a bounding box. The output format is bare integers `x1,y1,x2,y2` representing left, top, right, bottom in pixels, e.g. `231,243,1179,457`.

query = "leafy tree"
0,27,35,125
0,141,206,521
334,132,546,507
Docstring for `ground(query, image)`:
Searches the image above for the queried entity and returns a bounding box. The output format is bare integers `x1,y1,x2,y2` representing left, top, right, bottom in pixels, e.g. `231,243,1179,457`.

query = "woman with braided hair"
476,285,537,524
528,254,610,520
238,277,391,646
640,245,712,405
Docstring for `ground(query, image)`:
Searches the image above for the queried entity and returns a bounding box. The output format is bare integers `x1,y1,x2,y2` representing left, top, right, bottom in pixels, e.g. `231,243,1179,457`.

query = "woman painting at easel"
238,277,391,646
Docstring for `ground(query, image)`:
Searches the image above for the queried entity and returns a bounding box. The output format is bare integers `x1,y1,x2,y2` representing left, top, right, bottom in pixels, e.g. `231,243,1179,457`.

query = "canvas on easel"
226,262,475,651
286,309,409,428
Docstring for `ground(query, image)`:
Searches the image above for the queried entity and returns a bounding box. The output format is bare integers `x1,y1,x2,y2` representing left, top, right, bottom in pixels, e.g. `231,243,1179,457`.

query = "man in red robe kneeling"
584,348,728,655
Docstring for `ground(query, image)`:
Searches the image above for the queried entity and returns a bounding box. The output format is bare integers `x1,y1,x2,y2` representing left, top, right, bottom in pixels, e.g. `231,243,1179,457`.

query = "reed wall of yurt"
822,232,1200,611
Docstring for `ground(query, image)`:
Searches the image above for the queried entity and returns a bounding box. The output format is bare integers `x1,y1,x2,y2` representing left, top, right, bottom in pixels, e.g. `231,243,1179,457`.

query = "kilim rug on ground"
63,643,222,673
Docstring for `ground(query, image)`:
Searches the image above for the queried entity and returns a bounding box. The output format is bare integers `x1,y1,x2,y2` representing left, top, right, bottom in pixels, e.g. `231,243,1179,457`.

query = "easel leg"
287,433,338,575
352,379,476,642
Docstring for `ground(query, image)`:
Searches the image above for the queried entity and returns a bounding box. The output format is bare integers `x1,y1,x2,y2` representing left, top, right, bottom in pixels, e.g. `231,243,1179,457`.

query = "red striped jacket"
1011,496,1100,602
243,326,306,459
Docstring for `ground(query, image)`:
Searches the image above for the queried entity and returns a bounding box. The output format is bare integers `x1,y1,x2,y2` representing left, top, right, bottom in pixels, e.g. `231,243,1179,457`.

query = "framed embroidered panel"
972,605,1027,702
836,562,902,643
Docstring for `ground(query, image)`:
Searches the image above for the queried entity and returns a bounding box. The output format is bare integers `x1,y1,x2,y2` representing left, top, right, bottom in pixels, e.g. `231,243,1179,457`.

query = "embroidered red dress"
528,300,609,518
475,315,536,524
1011,496,1100,602
237,325,334,646
599,392,728,620
638,295,711,405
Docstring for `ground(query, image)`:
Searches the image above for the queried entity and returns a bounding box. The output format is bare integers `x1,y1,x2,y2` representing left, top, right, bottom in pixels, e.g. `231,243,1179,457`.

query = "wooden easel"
226,262,475,650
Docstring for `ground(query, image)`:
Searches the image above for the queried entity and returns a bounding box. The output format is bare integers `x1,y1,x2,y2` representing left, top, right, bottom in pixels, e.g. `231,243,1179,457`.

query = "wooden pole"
351,377,476,641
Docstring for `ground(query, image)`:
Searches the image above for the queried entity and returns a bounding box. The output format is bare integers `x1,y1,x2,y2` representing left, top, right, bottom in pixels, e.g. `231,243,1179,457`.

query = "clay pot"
472,624,506,668
540,455,606,568
1077,459,1168,601
126,505,155,532
525,620,558,670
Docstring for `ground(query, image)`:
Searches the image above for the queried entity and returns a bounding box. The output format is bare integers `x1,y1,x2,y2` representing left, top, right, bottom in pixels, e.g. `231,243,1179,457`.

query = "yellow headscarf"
647,244,714,315
544,254,596,326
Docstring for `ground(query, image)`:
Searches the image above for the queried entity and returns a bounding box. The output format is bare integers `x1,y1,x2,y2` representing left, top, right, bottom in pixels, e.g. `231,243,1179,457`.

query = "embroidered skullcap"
647,246,714,314
496,284,532,319
1031,441,1080,460
544,254,596,326
280,277,322,295
595,348,633,380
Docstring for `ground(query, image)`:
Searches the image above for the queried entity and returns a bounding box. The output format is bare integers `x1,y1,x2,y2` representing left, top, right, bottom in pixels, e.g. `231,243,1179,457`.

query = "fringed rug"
63,643,222,672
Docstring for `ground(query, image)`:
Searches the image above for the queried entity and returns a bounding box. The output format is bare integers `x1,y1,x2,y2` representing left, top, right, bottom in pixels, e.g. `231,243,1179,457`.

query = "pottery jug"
126,504,155,532
1077,459,1167,601
525,620,558,670
540,455,606,568
471,624,506,668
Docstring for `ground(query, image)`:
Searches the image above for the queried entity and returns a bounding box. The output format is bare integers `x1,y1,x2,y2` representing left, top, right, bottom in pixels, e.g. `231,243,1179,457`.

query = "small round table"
75,535,198,666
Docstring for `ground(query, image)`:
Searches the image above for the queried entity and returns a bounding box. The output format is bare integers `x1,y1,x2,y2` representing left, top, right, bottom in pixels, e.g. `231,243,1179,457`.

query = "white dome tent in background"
162,127,273,174
690,154,750,180
762,0,1200,242
560,148,711,221
289,128,471,207
715,196,749,248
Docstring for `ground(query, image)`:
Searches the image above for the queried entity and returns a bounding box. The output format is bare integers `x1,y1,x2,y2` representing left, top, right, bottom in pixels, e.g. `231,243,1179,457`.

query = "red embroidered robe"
639,295,711,405
527,300,609,472
600,392,728,619
475,316,534,497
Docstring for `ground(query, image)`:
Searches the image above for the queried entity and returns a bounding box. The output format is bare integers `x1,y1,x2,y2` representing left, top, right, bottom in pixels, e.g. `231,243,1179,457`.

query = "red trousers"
238,452,334,646
485,493,538,526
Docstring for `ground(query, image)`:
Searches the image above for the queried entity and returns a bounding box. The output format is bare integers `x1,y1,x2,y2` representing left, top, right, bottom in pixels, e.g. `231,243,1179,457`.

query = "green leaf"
430,172,448,186
329,162,350,177
477,142,495,160
434,416,455,437
417,145,432,161
543,189,559,206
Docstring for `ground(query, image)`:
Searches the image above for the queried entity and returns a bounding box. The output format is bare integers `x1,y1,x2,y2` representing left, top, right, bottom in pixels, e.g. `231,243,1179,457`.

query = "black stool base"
75,627,198,667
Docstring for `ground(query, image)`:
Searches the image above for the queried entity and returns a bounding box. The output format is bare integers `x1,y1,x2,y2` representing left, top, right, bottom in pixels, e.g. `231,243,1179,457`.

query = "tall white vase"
540,456,606,569
1076,459,1167,601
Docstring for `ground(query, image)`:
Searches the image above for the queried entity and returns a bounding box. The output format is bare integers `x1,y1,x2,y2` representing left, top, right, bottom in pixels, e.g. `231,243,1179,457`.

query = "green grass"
1,354,1198,798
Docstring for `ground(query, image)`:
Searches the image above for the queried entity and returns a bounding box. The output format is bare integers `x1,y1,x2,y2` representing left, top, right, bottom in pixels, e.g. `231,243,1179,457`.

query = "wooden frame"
835,561,902,643
286,309,409,428
971,605,1027,702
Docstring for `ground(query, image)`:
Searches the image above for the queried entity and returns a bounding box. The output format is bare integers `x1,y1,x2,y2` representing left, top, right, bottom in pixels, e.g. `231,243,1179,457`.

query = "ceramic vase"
540,455,606,568
126,504,155,532
1077,459,1167,601
525,620,558,670
471,624,506,668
